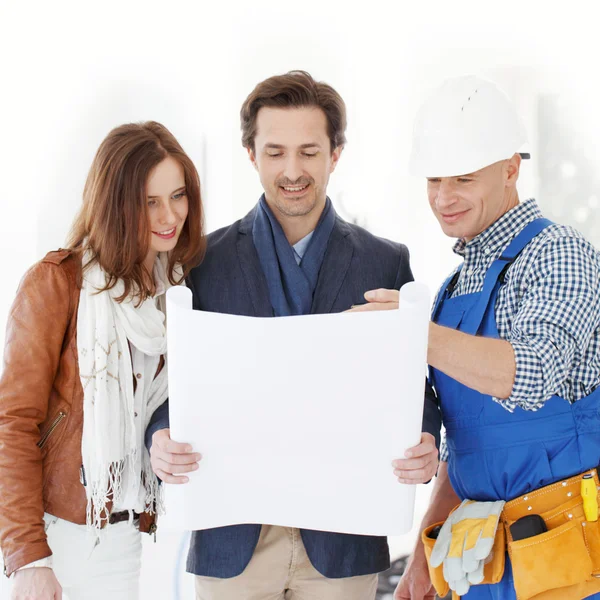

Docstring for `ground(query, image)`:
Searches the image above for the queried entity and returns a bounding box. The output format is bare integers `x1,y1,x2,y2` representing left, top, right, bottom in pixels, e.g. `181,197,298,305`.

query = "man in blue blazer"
146,70,441,600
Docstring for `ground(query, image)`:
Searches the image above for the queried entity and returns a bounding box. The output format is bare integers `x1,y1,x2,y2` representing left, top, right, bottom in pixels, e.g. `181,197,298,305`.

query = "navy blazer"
146,206,442,579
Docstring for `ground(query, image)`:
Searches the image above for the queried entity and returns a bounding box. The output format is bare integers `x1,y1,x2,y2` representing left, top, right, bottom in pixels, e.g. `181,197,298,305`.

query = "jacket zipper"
37,411,67,449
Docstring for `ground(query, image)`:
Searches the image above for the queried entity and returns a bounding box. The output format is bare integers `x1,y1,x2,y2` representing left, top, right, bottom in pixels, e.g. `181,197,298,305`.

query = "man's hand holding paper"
150,428,201,484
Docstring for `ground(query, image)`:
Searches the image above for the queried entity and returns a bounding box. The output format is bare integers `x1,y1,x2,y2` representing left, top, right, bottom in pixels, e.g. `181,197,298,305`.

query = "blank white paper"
165,282,430,536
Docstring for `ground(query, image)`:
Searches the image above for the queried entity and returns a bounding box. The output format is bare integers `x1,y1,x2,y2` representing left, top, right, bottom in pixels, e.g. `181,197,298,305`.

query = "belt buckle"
109,510,126,525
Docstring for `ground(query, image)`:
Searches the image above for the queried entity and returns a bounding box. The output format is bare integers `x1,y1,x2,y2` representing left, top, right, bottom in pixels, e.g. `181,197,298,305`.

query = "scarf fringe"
143,456,165,516
85,449,165,527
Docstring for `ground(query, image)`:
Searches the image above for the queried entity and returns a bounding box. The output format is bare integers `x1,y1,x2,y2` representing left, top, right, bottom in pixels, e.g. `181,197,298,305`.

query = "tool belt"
422,469,600,600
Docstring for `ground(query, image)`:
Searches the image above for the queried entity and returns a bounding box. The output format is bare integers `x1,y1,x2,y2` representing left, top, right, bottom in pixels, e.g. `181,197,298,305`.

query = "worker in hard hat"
350,76,600,600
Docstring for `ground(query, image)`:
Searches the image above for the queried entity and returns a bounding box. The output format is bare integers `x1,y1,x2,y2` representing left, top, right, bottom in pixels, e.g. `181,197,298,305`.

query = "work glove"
430,499,505,596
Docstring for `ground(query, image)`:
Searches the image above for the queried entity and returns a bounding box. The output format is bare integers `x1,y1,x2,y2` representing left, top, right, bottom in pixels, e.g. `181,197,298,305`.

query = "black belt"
108,510,140,525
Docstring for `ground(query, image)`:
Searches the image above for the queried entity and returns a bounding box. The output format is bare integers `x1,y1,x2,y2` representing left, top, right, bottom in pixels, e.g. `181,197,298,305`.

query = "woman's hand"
11,567,62,599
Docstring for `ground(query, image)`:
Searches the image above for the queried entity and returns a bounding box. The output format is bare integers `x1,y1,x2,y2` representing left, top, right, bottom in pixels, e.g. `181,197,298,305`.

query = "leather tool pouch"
504,470,600,600
421,512,506,597
422,520,450,598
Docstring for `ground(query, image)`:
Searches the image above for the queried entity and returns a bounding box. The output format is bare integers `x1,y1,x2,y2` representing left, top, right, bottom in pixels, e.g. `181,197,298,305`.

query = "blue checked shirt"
438,198,600,461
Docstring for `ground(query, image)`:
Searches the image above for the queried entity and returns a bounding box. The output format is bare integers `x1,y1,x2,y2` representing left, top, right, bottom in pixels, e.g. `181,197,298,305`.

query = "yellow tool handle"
582,474,599,522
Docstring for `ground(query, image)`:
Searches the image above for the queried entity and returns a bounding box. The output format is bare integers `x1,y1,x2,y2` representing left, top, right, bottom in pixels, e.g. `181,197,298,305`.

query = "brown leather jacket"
0,249,157,577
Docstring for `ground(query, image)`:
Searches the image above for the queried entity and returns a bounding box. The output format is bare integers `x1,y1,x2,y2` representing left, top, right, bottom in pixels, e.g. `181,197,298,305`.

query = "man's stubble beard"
272,182,327,219
273,195,318,218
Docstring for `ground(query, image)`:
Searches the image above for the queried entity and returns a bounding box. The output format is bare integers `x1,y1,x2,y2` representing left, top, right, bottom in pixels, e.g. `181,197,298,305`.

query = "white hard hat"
409,75,530,178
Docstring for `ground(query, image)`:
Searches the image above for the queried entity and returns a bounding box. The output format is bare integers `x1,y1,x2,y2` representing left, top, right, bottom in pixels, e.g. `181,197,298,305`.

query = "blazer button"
136,373,142,379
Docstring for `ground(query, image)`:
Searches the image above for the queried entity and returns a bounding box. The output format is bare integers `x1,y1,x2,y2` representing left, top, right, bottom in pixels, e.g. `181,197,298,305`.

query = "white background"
1,0,599,598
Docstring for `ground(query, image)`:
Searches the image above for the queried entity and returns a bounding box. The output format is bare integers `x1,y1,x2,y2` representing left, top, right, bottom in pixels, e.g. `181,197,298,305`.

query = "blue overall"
430,218,600,599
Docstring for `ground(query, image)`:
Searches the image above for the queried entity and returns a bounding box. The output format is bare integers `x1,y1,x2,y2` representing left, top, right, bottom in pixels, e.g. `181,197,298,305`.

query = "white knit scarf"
77,250,178,527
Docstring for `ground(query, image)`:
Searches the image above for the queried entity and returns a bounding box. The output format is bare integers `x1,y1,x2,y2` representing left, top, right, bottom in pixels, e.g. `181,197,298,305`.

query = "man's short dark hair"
240,70,347,154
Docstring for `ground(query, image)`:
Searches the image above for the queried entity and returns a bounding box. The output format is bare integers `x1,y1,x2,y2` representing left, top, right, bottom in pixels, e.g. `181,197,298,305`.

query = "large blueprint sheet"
165,282,430,536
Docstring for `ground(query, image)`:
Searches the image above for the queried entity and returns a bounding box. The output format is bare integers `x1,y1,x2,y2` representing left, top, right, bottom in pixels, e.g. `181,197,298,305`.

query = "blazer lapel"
311,217,354,314
237,207,273,317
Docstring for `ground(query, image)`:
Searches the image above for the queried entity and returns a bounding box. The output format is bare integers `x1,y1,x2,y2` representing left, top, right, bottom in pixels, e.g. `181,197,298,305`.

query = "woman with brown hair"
0,121,205,599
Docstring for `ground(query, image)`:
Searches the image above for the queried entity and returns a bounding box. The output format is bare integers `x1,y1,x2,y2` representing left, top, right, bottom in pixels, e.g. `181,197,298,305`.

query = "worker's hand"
394,550,436,599
11,567,62,599
150,428,201,484
345,288,399,312
392,433,438,484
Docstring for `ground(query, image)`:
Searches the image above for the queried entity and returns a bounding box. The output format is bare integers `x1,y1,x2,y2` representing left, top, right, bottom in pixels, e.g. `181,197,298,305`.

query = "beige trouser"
194,525,379,600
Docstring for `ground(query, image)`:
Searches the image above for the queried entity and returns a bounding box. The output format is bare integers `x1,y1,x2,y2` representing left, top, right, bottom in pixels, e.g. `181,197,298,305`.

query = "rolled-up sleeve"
495,235,600,411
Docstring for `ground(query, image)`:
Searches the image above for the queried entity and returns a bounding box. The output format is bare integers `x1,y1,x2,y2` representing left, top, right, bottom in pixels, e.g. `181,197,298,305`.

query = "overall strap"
431,265,463,322
460,218,553,335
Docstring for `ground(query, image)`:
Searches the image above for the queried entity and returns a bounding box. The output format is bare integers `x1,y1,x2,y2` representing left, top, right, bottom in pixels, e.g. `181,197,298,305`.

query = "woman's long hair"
67,121,205,302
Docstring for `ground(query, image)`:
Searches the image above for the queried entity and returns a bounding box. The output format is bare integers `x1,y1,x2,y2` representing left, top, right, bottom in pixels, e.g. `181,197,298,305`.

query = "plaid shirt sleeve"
495,234,600,411
440,433,449,462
